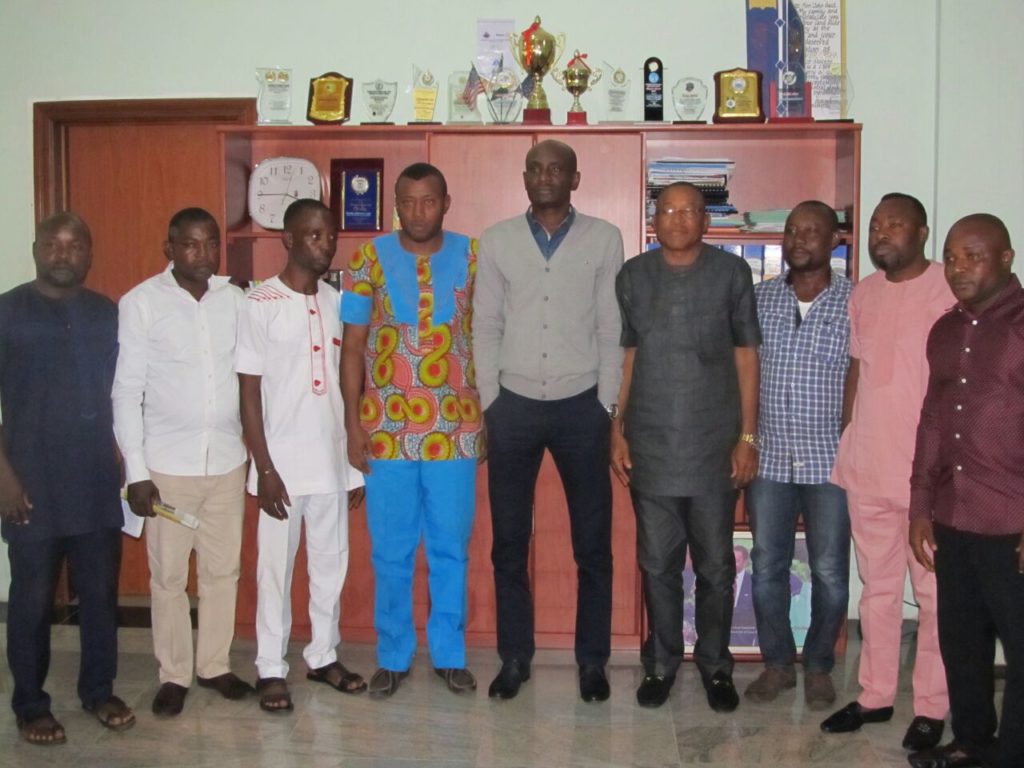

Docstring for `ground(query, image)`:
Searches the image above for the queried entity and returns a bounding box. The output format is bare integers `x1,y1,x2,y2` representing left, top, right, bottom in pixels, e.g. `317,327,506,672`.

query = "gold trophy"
510,15,565,124
553,51,602,125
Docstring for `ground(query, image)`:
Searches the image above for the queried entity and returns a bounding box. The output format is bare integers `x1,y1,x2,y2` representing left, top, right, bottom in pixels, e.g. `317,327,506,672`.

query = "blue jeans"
746,478,849,672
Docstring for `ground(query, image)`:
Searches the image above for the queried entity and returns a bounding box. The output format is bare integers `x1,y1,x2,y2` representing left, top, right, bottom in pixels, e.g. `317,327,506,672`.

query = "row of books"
646,158,738,228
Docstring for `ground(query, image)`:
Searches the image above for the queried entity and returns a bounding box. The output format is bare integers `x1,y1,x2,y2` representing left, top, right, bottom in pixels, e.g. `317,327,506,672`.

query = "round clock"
247,156,323,230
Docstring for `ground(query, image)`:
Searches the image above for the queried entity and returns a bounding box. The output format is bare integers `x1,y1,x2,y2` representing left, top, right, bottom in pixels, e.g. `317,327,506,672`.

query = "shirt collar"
525,206,575,239
158,262,232,294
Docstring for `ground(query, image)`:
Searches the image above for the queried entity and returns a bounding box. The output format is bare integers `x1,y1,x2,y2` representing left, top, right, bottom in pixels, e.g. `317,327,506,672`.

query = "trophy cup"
510,15,564,124
553,51,602,125
482,68,524,124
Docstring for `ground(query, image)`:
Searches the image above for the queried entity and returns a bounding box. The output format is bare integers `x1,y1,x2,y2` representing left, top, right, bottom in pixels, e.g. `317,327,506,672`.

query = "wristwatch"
739,432,761,450
605,403,619,420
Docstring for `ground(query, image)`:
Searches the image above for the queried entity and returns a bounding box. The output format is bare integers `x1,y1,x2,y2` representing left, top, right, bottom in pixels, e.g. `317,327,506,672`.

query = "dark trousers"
934,524,1024,768
484,386,613,666
631,488,737,681
7,527,121,721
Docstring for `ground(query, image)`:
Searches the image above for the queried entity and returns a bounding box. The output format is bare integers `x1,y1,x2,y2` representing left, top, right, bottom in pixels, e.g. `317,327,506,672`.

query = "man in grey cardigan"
473,140,624,703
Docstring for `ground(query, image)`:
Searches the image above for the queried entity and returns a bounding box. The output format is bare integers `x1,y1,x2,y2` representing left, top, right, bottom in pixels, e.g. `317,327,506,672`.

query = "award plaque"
604,66,630,120
510,16,565,125
769,80,814,122
483,68,524,124
448,71,483,124
256,67,292,125
361,79,398,124
307,72,354,125
712,68,765,123
671,77,708,123
552,51,602,126
643,57,664,121
329,159,384,232
410,68,440,124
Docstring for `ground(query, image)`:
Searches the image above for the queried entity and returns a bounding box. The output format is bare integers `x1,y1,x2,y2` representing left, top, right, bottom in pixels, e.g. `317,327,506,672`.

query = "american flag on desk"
461,65,484,106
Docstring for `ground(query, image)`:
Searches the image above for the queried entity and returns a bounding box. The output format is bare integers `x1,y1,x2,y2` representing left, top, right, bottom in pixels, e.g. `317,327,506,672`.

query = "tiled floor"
0,622,970,767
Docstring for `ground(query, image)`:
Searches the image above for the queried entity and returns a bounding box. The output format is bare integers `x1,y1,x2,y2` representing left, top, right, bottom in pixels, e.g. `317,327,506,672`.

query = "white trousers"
254,492,349,679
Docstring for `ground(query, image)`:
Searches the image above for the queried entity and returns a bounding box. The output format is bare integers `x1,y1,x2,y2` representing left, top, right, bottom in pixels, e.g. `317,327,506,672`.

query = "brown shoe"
743,665,796,703
368,667,408,699
434,667,477,694
804,670,836,710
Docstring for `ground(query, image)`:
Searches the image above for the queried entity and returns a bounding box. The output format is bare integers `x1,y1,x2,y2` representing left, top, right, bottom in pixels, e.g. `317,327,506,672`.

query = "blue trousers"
7,527,121,721
365,458,476,671
746,478,850,672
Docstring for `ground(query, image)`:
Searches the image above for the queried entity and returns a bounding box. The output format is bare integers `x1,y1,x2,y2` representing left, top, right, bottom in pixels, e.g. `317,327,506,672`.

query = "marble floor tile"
0,622,994,768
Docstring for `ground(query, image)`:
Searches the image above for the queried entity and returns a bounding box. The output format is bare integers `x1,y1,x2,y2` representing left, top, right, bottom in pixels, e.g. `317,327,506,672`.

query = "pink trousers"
848,492,948,718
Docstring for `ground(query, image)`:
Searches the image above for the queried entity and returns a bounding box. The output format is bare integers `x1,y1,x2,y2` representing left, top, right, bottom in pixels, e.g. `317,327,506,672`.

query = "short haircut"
396,162,447,198
880,192,928,227
526,139,578,173
952,213,1013,250
790,200,840,232
36,211,91,244
168,207,219,240
655,182,706,211
283,198,332,229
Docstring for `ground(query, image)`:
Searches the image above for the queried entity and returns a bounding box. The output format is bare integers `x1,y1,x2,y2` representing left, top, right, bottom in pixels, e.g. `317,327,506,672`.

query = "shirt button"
971,319,978,326
955,433,961,439
956,465,963,471
960,377,967,384
542,353,548,358
545,267,550,273
955,404,963,411
964,347,971,353
543,296,549,301
543,324,548,329
309,309,317,315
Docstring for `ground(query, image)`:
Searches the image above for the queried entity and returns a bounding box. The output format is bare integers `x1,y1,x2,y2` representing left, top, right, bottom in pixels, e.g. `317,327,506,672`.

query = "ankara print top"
342,231,482,460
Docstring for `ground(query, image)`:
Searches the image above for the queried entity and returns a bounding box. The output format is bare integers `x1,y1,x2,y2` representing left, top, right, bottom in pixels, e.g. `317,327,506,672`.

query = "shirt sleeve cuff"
908,488,933,521
123,454,151,486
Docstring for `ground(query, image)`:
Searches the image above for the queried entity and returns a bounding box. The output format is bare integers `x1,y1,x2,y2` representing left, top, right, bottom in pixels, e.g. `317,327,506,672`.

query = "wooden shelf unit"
217,121,861,649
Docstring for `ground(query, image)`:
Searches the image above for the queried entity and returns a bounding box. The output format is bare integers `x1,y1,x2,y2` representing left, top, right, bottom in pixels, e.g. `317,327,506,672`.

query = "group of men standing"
1,138,1019,767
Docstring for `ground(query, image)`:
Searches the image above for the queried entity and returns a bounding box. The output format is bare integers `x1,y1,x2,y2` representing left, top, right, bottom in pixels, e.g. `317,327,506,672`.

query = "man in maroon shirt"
909,213,1022,768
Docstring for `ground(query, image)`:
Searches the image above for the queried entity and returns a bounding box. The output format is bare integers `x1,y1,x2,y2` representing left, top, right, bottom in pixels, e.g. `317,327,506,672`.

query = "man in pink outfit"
822,194,953,753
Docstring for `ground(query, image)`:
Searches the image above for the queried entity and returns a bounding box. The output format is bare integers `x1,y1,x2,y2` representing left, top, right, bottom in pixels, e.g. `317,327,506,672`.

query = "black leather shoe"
704,671,739,713
636,674,675,708
903,716,945,751
197,672,256,700
820,700,894,733
488,659,530,700
907,742,983,768
151,682,188,716
578,664,610,703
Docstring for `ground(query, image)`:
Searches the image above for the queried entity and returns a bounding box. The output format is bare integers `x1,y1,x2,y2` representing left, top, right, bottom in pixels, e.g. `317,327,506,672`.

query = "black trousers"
484,386,613,666
631,488,737,681
934,523,1024,768
7,527,121,721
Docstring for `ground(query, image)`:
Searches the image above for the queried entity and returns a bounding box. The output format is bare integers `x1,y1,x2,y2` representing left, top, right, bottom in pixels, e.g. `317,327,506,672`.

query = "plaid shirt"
754,272,852,484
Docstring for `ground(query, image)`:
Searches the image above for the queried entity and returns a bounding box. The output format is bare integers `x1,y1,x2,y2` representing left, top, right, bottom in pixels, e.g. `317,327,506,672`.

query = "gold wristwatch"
739,432,760,450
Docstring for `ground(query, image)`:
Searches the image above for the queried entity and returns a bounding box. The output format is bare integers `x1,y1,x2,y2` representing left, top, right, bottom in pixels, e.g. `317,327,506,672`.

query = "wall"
1,1,1021,612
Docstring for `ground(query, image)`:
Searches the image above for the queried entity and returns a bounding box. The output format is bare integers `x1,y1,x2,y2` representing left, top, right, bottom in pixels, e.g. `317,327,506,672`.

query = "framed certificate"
329,158,384,232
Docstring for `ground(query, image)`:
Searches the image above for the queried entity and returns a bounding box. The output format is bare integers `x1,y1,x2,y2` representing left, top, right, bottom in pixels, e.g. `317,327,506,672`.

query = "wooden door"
34,99,255,599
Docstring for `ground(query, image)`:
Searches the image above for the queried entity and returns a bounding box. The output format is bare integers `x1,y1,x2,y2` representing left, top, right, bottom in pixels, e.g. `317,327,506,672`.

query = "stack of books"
646,158,738,232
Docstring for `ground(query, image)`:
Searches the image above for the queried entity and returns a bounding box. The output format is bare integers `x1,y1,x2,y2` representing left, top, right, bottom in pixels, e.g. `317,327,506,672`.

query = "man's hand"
910,518,937,572
0,465,32,525
346,425,372,475
347,487,365,510
126,480,160,518
610,428,632,487
258,468,291,520
731,441,758,488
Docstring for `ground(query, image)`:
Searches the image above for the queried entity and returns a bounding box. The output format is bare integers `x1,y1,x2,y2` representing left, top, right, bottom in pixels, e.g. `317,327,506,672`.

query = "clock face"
247,156,322,230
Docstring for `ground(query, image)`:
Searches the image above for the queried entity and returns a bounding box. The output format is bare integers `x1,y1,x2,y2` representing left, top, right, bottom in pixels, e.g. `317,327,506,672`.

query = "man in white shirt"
113,208,252,717
236,199,365,714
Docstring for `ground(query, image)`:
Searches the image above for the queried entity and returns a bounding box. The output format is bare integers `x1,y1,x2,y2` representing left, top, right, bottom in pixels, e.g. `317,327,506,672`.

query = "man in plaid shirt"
743,201,852,710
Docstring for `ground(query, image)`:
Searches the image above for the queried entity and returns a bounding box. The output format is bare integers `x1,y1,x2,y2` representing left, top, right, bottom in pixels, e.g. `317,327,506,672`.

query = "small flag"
461,65,484,107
